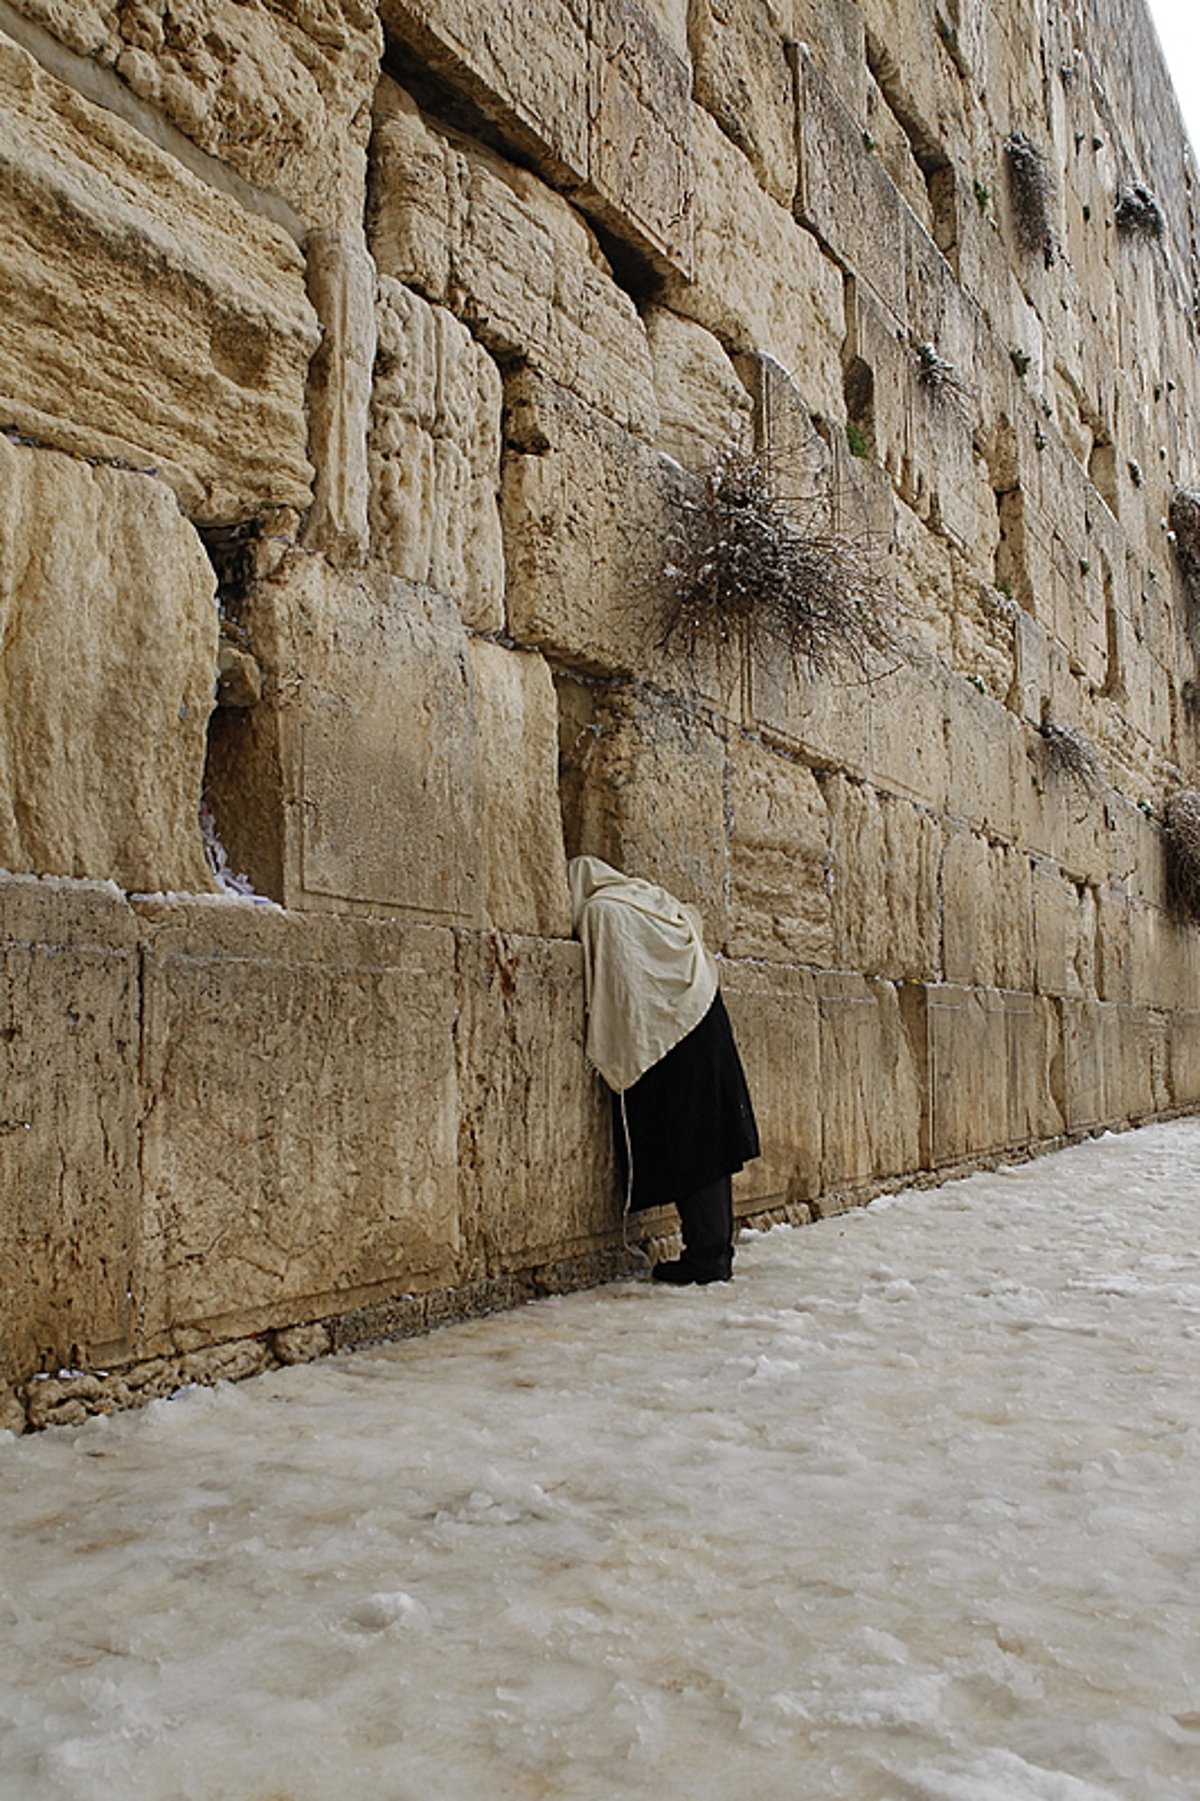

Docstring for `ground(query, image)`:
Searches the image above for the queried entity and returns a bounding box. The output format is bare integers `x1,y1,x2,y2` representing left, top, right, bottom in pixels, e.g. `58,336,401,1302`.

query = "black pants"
676,1174,734,1276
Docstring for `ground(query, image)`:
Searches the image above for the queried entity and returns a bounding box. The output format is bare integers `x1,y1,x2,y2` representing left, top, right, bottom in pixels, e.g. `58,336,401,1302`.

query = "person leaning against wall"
569,857,760,1285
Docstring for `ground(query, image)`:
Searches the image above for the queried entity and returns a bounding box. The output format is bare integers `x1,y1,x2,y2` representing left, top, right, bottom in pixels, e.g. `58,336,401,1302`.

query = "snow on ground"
3,1120,1200,1801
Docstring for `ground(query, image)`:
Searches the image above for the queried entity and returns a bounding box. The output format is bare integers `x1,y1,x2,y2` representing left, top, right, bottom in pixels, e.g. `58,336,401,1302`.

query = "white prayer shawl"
569,856,718,1094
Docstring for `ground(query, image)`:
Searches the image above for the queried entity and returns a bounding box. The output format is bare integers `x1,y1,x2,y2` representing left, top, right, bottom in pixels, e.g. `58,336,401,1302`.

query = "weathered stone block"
379,0,590,185
660,105,845,418
0,440,217,892
866,648,949,813
1004,990,1064,1146
944,677,1017,838
824,775,940,980
726,739,832,965
0,875,139,1385
501,369,679,677
0,30,318,520
137,902,461,1345
370,276,503,629
468,641,572,937
924,984,1010,1164
13,0,382,227
793,45,905,319
722,960,822,1207
1169,1011,1200,1109
587,0,694,272
1055,997,1112,1131
566,684,729,946
369,81,657,438
455,934,614,1273
644,306,753,470
817,974,922,1188
690,0,798,207
234,554,481,921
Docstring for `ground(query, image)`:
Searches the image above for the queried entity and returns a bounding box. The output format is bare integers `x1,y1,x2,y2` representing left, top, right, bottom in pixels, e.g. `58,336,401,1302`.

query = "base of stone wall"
9,1112,1193,1435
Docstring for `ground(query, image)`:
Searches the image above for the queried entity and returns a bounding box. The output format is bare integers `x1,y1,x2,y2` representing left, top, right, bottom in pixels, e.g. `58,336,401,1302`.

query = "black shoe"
651,1256,733,1286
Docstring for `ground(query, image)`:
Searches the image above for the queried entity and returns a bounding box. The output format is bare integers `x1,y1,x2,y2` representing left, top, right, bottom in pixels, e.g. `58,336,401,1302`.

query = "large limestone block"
944,677,1017,839
566,685,729,946
644,307,754,470
231,554,482,921
0,31,318,521
726,740,832,965
12,0,381,227
0,440,217,892
824,776,940,980
1032,859,1097,999
722,960,822,1207
1168,1012,1200,1109
455,935,615,1273
0,876,140,1385
369,82,658,439
865,648,949,813
137,902,461,1346
467,641,572,937
659,106,845,419
1004,991,1065,1147
793,46,906,320
923,984,1011,1165
1055,997,1112,1132
379,0,590,185
690,0,798,207
501,369,682,678
1107,1006,1170,1124
370,277,504,629
588,0,694,273
942,831,1034,993
817,974,922,1188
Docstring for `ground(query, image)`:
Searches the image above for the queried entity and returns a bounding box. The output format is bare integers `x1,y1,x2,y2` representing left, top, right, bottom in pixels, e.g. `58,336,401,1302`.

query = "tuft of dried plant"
1115,182,1164,239
658,450,894,681
1038,718,1100,788
913,340,973,413
1005,131,1055,266
1164,789,1200,921
1169,487,1200,600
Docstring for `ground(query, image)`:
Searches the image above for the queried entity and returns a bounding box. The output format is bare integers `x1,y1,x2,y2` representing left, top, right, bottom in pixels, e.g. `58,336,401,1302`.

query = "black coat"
615,992,760,1211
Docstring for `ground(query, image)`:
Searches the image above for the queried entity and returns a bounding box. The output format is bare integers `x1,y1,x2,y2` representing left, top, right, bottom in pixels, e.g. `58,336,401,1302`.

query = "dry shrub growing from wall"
913,340,973,414
1169,487,1200,599
1115,182,1164,239
1005,131,1055,266
658,451,893,680
1164,789,1200,921
1037,717,1100,789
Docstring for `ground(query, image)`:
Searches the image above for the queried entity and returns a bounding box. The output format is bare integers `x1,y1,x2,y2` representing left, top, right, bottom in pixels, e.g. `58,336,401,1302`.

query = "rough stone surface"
0,439,217,892
10,0,382,227
467,641,573,937
0,876,139,1387
501,369,680,675
369,80,658,439
690,0,798,208
304,230,377,565
370,276,503,629
586,0,693,272
455,934,614,1274
660,105,845,418
644,306,754,470
0,29,318,520
726,739,833,965
137,901,462,1347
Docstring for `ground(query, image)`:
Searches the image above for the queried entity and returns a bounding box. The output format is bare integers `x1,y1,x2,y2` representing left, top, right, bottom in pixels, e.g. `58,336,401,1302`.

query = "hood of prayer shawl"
569,856,718,1093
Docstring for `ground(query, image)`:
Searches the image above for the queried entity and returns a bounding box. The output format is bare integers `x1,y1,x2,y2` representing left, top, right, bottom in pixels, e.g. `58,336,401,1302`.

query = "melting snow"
2,1119,1200,1799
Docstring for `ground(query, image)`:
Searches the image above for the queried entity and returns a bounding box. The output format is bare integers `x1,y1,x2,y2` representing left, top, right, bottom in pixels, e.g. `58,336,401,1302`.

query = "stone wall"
3,0,1200,1429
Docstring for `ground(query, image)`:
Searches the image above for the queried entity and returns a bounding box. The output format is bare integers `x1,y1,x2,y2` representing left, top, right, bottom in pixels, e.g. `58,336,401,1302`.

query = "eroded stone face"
136,902,462,1345
0,878,140,1386
369,80,658,439
0,439,217,892
0,29,318,520
10,0,382,227
370,276,504,630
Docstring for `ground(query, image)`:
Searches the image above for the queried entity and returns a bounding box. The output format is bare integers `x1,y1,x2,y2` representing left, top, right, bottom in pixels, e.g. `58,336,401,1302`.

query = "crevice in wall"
196,521,284,904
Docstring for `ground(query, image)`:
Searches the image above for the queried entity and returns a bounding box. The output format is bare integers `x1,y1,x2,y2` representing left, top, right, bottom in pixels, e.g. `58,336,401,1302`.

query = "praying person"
569,856,760,1285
